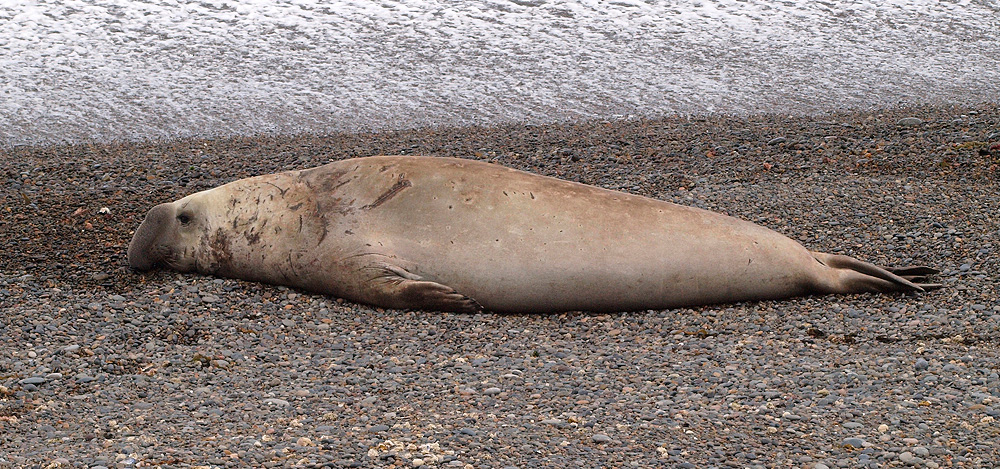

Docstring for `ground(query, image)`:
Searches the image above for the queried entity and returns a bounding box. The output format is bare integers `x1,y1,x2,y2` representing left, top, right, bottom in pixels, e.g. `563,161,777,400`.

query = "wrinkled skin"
128,155,939,313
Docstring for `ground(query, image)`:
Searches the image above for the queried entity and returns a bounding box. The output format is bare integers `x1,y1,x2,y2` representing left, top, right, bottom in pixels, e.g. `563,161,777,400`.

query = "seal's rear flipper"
812,252,941,294
887,266,943,290
888,266,938,276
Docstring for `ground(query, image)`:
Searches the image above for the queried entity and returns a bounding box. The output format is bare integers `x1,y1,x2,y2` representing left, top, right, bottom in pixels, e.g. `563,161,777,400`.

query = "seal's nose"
127,203,173,271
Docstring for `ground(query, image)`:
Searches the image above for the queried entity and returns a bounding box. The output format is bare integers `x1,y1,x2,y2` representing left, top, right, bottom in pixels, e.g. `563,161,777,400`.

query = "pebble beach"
2,104,1000,468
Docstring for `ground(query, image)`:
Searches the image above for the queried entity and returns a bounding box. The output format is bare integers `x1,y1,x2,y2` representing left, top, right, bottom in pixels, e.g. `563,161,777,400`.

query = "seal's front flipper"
367,263,482,313
396,280,483,313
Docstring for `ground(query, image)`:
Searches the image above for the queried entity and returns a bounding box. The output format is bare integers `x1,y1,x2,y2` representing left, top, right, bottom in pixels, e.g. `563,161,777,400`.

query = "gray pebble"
263,398,290,406
592,433,611,443
897,117,923,126
19,377,46,385
842,437,865,448
484,387,501,395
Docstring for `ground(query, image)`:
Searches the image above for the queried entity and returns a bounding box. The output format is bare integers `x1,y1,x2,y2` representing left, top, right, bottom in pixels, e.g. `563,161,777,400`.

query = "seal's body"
128,156,938,313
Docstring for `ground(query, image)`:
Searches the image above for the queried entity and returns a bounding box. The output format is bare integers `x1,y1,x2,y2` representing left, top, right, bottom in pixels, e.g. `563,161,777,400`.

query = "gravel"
2,104,1000,467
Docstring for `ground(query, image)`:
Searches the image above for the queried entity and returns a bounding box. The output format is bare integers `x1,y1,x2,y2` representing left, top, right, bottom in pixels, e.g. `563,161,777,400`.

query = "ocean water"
2,0,998,147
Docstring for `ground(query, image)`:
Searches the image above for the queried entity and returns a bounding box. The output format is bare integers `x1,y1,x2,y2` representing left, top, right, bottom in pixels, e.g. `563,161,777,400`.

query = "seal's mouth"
127,245,163,272
130,246,176,272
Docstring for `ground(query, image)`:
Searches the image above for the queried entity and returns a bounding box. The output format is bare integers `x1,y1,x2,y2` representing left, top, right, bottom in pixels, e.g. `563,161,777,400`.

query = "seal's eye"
177,213,191,225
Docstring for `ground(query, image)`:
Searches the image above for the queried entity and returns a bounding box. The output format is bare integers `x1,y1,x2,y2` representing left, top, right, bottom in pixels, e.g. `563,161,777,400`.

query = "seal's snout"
128,203,173,271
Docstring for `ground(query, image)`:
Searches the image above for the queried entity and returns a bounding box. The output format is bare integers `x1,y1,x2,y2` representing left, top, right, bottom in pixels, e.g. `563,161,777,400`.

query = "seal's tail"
811,252,942,294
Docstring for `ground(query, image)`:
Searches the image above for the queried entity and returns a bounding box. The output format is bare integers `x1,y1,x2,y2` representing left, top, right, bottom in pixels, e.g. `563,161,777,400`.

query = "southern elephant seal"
127,155,939,313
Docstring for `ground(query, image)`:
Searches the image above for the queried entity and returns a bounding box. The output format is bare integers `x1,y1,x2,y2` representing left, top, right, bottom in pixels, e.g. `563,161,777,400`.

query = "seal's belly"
367,177,814,312
406,233,811,313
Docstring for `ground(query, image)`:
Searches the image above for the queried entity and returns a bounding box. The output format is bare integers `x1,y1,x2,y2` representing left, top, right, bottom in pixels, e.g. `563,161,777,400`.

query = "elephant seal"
127,155,939,313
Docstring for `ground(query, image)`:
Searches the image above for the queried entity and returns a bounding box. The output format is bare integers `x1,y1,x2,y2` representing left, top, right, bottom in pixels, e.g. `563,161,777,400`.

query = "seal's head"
127,193,212,272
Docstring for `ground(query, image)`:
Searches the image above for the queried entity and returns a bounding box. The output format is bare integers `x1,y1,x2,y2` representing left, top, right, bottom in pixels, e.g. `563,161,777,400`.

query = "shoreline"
2,103,999,467
5,101,998,153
